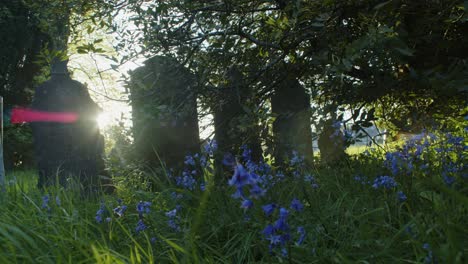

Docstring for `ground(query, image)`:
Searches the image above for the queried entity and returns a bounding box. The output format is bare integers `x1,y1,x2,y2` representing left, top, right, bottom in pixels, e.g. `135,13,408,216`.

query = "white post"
0,96,5,189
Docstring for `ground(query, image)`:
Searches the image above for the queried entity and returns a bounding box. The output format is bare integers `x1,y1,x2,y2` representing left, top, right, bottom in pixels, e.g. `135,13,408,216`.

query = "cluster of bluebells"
41,195,49,210
175,170,197,190
304,174,319,189
135,201,151,233
228,162,265,209
372,175,397,190
289,152,319,189
262,198,306,256
135,219,147,233
136,201,151,215
223,146,275,209
173,139,218,191
95,202,106,223
353,175,371,185
354,174,407,203
397,191,407,202
422,243,437,264
384,133,435,176
113,199,128,217
438,133,467,186
165,205,182,232
40,194,62,210
384,131,466,187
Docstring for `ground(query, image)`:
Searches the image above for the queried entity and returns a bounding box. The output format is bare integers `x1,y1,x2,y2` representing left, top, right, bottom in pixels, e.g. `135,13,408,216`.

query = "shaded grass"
0,155,466,263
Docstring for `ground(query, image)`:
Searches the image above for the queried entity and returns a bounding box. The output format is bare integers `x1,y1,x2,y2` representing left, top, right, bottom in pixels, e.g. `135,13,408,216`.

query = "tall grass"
0,130,466,263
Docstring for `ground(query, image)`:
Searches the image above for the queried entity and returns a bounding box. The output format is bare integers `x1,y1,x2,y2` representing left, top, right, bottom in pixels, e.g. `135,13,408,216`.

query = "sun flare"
96,112,114,130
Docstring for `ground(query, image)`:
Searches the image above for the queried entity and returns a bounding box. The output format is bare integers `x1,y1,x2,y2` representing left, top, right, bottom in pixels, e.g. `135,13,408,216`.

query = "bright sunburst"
96,111,114,130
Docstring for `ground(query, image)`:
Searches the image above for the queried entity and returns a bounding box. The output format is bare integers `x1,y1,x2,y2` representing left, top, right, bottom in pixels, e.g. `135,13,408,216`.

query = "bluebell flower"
55,196,61,206
167,219,180,231
446,134,463,146
114,205,127,217
281,247,288,257
137,201,151,215
241,199,253,209
184,155,196,166
290,151,304,166
274,217,289,231
165,209,177,218
422,243,430,250
222,153,236,167
262,204,276,217
41,195,49,209
290,198,304,212
422,243,436,264
263,224,275,237
279,207,289,219
135,219,147,233
105,217,112,223
414,145,424,158
276,171,285,179
267,235,282,245
249,184,265,199
354,175,369,185
372,176,397,189
95,204,105,223
166,207,181,231
150,237,157,244
296,226,306,245
231,187,245,199
241,145,252,162
200,155,208,167
443,174,455,187
397,191,407,202
304,174,319,188
175,171,197,190
203,139,218,155
200,183,206,191
246,160,258,172
170,192,183,200
228,164,255,188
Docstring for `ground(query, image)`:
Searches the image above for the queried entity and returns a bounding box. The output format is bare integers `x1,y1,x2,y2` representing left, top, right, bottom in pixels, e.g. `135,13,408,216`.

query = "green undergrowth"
0,131,466,263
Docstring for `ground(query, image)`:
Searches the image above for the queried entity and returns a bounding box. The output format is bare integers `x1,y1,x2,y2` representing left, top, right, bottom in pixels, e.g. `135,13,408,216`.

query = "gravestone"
129,56,200,170
31,60,106,193
317,119,347,164
213,66,262,162
271,73,314,166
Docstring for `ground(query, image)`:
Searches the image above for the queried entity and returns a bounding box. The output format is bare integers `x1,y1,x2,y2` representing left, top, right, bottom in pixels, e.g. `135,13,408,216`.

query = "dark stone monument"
271,73,314,166
213,66,262,162
317,119,347,164
129,56,200,170
31,60,107,193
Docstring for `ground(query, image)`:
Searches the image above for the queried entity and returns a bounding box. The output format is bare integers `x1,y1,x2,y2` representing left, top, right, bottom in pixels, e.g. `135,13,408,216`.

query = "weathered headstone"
213,66,262,162
271,73,314,166
317,119,347,164
30,60,106,193
129,56,200,170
